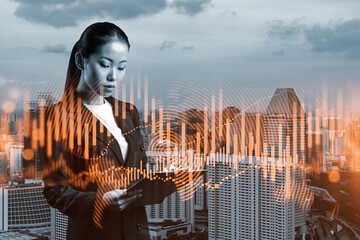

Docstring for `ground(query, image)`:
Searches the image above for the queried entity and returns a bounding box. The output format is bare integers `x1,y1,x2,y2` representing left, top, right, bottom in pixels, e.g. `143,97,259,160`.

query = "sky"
1,0,360,114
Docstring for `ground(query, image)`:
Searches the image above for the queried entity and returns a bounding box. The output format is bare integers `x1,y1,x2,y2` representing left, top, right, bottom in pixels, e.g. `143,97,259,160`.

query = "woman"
40,22,151,239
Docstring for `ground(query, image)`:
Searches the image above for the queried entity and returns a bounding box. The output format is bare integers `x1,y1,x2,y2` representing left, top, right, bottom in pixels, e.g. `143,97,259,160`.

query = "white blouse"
84,99,128,161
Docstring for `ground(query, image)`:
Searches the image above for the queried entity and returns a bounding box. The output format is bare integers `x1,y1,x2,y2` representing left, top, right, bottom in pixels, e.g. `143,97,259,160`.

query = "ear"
75,52,85,70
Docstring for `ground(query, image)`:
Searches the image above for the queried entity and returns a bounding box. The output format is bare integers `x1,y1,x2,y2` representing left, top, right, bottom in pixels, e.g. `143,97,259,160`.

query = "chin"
102,92,112,98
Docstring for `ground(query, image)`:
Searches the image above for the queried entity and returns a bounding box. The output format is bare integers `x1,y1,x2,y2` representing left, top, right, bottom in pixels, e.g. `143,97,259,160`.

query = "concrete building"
263,88,307,229
9,144,23,176
23,93,56,179
0,182,51,232
345,120,360,172
306,130,324,174
51,207,69,240
208,154,310,240
232,112,264,156
0,231,38,239
146,190,195,232
0,152,7,177
194,175,206,210
147,219,192,240
145,149,199,233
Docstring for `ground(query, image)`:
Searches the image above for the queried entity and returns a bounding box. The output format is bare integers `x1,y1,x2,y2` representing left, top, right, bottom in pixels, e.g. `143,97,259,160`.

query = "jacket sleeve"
40,104,97,221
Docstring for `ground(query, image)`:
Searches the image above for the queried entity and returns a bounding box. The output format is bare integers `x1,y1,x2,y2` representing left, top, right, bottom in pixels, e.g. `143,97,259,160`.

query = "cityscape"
0,87,359,240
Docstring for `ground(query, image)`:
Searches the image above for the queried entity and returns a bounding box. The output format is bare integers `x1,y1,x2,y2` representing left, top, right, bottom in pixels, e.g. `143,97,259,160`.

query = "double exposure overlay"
1,76,359,239
1,0,360,239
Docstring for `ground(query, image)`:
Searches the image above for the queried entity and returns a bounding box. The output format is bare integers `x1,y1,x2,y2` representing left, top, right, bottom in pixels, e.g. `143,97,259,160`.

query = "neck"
80,91,105,105
76,83,105,105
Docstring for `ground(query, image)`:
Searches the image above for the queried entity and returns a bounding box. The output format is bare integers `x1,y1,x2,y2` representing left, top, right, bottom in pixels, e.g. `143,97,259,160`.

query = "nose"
107,68,116,81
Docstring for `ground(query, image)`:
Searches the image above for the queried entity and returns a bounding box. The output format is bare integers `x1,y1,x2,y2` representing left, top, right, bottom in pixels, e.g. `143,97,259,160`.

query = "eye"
118,66,126,71
100,62,109,68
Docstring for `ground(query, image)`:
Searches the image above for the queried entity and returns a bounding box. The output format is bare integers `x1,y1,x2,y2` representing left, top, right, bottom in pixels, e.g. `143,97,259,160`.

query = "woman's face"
82,39,128,98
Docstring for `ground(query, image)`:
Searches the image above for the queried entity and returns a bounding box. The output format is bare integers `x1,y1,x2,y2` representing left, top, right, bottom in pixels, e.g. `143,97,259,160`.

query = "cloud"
267,18,360,60
267,19,304,40
305,18,360,59
12,0,214,28
272,50,285,56
42,44,69,54
170,0,212,16
12,0,168,28
159,40,176,50
221,9,238,17
182,45,194,51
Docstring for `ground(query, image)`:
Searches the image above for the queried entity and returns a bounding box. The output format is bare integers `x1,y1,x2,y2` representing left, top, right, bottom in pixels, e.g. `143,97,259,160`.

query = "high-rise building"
0,182,51,232
51,207,69,240
232,112,264,156
263,88,306,228
23,93,56,179
9,144,23,176
0,152,7,177
345,120,360,172
208,154,311,240
194,175,206,210
306,130,324,174
146,191,194,225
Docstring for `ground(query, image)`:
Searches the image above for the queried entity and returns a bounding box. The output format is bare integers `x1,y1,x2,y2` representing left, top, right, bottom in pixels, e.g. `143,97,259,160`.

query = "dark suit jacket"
40,94,150,240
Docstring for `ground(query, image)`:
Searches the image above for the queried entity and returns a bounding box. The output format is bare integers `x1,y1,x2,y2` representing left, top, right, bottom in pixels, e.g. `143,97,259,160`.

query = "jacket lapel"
61,94,126,166
106,96,137,167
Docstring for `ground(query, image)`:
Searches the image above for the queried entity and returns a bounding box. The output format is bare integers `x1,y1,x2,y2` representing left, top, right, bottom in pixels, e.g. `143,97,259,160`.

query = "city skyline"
1,86,359,239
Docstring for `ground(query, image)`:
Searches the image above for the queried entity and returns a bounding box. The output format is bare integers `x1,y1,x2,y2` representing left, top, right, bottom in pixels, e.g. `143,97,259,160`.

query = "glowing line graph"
13,76,317,229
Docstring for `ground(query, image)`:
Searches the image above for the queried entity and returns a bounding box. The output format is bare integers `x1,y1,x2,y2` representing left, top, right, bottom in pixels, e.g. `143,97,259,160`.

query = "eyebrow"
100,56,127,63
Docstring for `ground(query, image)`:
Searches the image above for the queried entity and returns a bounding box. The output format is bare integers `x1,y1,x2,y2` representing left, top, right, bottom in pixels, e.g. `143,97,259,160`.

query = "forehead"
93,40,128,61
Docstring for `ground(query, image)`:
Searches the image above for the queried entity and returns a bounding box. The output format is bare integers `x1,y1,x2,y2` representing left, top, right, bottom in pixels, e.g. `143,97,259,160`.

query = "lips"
103,85,115,89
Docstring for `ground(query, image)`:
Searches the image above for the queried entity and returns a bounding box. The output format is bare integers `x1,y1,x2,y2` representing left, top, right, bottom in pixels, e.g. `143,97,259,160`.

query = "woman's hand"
103,189,143,211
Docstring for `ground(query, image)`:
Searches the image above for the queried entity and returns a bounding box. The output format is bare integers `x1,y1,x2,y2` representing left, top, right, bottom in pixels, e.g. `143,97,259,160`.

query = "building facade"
51,207,69,240
208,155,309,240
0,183,51,232
263,88,307,228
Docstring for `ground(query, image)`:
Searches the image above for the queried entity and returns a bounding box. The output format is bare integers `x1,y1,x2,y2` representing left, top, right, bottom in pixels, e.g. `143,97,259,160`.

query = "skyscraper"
264,88,306,228
208,154,310,240
9,144,23,176
50,207,69,240
23,92,56,179
208,89,308,240
0,152,7,177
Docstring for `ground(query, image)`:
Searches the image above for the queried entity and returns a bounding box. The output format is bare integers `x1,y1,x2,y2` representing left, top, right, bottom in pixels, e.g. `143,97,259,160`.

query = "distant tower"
345,120,360,172
9,144,23,176
23,92,56,179
263,88,307,229
0,152,7,177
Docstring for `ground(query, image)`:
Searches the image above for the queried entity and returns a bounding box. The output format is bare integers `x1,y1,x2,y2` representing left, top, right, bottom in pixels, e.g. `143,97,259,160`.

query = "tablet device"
129,170,207,205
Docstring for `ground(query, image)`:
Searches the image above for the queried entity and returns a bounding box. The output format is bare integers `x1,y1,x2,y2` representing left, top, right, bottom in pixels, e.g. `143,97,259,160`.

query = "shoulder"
112,98,140,126
111,97,139,114
43,101,62,119
117,99,136,110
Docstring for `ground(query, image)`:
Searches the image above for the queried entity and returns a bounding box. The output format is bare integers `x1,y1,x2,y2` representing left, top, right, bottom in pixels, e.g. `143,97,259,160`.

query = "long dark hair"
63,22,130,102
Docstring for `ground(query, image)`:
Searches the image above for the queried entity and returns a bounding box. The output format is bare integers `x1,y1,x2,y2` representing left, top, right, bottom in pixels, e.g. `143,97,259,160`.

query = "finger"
110,189,127,200
119,189,142,198
122,200,132,210
103,191,120,201
122,194,142,205
119,197,135,210
118,194,142,210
